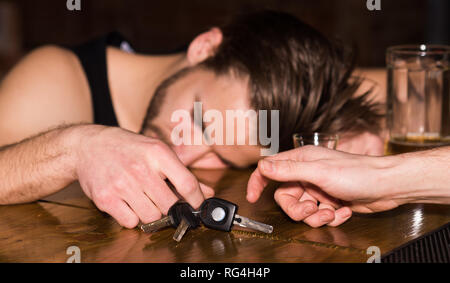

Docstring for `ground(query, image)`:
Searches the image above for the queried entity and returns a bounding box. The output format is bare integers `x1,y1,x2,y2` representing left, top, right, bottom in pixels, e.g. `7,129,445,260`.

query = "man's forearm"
0,125,80,204
387,146,450,205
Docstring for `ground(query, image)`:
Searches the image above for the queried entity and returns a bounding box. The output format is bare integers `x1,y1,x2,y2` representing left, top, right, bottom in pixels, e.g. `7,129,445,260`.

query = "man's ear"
186,27,223,66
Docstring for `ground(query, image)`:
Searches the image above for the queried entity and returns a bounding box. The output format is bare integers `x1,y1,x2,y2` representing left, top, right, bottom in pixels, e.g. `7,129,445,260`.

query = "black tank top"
69,32,134,127
68,32,187,128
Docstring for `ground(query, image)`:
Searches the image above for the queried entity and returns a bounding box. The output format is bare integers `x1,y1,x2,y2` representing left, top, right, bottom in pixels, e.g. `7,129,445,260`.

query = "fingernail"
262,160,273,172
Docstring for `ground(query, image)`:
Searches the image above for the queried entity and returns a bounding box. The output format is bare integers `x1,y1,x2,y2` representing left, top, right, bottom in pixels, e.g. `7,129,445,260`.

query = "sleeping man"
0,11,384,228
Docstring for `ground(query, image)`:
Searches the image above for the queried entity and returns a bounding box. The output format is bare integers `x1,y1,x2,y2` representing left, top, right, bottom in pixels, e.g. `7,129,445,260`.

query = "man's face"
142,67,263,169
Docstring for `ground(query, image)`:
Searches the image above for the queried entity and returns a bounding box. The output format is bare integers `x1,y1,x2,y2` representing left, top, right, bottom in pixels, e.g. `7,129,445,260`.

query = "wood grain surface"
0,168,449,262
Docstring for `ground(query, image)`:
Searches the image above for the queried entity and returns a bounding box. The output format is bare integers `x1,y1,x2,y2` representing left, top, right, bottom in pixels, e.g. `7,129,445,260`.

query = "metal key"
140,215,173,233
199,197,273,234
140,202,200,241
172,218,190,242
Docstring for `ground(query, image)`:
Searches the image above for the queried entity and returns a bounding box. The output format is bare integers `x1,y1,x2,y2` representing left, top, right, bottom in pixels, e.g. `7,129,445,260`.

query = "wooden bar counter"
0,168,449,262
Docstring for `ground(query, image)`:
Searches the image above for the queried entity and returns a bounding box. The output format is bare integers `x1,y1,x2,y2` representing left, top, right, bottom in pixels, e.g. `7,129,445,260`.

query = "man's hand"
336,131,385,156
246,146,408,227
74,125,214,228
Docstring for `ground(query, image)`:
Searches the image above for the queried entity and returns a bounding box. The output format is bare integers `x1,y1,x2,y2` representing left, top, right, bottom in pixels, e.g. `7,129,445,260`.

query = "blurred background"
0,0,449,78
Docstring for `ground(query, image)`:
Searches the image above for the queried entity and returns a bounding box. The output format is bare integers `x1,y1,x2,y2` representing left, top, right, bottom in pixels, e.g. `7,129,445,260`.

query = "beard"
140,66,196,138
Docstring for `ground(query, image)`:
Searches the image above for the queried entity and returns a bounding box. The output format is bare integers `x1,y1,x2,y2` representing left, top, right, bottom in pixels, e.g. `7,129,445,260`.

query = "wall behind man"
3,0,450,70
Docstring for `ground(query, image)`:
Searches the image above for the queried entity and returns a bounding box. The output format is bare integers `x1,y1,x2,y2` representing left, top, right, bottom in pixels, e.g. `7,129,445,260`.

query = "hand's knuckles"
301,145,320,158
271,160,294,177
149,140,171,154
273,189,282,201
283,160,300,175
92,190,115,210
320,209,335,220
285,202,304,221
129,162,150,177
110,177,129,192
273,190,283,206
302,145,317,153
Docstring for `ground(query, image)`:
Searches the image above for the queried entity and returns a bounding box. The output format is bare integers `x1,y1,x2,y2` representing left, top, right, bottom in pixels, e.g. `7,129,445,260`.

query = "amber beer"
386,136,450,155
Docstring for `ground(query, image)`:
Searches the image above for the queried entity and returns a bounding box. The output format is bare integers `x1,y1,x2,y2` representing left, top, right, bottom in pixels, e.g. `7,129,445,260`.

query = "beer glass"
293,133,339,149
386,45,450,154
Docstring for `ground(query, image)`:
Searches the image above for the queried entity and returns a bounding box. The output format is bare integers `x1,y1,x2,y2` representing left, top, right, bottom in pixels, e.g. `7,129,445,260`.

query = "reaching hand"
247,145,404,227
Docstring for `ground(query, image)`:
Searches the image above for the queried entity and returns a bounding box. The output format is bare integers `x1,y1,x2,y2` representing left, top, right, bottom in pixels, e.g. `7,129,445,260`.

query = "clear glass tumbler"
386,44,450,154
292,133,339,149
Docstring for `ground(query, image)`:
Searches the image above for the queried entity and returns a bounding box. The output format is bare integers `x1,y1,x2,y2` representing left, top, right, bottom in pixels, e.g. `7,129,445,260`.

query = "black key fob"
168,202,200,229
199,197,238,232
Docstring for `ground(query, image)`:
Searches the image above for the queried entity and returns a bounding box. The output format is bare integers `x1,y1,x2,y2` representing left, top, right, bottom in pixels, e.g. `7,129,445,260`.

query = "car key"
199,197,273,234
170,202,200,242
140,202,200,241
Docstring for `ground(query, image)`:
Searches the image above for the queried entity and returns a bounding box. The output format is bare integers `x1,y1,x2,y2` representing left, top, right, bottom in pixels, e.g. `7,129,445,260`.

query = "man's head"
141,10,382,168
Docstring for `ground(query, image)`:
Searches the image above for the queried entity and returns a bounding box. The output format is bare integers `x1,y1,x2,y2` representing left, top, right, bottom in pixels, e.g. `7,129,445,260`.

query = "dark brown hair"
200,10,383,152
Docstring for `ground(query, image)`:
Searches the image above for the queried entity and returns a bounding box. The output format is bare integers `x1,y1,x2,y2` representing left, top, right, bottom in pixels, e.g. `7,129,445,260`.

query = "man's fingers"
200,182,215,199
304,201,335,228
274,185,318,221
303,206,335,228
247,147,340,203
159,153,205,209
304,184,341,209
124,192,162,224
100,198,140,229
246,168,270,203
143,175,179,215
258,159,323,184
327,207,352,227
303,202,349,228
266,145,343,162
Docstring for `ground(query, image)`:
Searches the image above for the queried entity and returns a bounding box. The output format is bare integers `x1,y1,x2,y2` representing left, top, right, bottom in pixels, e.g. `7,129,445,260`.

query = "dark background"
0,0,449,76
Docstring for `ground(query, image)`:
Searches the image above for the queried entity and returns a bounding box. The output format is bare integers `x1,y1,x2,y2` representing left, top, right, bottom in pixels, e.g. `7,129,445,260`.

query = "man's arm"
0,125,78,204
0,46,213,228
247,145,450,227
0,122,214,228
392,147,450,205
0,45,91,202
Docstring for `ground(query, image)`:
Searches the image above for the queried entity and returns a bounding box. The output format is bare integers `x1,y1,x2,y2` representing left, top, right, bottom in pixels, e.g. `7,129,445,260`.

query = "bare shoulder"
0,45,93,146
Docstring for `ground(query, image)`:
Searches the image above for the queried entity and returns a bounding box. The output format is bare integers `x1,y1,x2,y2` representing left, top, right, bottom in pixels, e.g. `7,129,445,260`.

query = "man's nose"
171,144,210,166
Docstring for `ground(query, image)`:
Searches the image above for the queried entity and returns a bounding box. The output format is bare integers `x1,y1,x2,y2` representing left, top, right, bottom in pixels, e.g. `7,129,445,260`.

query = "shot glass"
292,133,339,149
